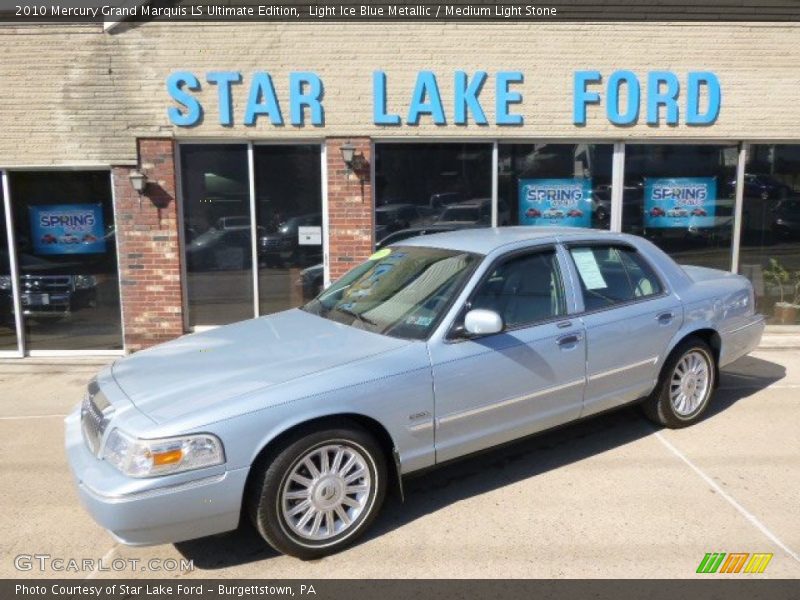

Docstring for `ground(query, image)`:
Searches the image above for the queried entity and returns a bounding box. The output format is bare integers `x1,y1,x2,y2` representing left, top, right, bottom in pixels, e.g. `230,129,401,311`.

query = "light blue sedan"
66,227,764,558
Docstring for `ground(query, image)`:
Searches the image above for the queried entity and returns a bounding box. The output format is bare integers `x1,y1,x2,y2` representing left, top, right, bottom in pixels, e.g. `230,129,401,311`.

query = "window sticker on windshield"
571,249,607,290
369,248,391,261
406,315,434,327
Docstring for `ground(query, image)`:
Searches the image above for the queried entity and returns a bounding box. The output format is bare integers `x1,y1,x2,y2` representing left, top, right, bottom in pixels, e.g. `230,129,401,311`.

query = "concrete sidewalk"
0,350,798,578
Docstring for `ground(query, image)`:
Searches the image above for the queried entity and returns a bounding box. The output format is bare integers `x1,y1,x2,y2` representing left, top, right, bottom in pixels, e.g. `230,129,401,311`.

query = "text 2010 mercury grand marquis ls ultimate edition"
66,228,765,559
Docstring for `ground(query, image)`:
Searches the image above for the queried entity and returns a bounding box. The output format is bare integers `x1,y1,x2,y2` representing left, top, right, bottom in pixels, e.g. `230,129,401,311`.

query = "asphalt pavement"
1,345,798,579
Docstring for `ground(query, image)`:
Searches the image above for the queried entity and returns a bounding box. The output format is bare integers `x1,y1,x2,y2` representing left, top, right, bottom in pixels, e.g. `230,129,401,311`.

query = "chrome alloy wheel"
670,350,712,418
280,443,372,542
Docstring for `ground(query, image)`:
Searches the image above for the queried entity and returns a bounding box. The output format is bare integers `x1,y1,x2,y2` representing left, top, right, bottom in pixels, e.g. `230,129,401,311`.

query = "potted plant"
764,258,796,324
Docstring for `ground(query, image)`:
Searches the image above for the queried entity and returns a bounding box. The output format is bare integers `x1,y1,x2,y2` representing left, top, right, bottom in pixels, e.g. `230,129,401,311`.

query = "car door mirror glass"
464,309,503,336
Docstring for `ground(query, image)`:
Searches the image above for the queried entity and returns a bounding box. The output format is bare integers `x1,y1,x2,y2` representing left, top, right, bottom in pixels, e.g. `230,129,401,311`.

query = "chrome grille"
80,382,111,456
21,274,72,292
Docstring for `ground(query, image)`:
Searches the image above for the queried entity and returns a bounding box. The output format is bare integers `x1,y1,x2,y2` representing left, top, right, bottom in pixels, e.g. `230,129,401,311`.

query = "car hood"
110,309,411,424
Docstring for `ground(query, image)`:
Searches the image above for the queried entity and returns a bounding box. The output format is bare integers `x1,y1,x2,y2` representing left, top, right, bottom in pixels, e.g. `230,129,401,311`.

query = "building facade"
1,21,799,356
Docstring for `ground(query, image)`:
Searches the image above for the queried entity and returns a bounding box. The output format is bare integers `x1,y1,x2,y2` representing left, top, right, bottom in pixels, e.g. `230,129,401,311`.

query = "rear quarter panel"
668,268,762,368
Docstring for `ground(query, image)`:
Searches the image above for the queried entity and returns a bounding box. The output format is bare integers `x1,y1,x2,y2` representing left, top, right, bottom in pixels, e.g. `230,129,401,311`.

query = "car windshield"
302,246,480,340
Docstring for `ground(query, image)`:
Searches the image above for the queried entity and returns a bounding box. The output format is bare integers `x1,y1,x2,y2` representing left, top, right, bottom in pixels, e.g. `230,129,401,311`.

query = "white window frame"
0,166,125,357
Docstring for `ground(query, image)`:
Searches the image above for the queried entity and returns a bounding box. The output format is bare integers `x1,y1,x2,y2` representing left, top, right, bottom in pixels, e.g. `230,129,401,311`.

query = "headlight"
73,275,97,290
0,275,11,290
102,429,225,478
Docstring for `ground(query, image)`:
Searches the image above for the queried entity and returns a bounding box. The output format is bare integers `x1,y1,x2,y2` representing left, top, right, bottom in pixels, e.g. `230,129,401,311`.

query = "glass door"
254,144,323,309
180,144,253,327
180,143,324,328
0,171,23,355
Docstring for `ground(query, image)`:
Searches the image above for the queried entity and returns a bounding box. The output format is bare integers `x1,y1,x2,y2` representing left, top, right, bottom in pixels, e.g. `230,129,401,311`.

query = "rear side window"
569,245,662,311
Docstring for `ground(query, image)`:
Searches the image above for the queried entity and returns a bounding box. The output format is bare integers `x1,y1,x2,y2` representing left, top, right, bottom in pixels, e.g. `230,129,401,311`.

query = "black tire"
247,422,387,560
642,337,716,429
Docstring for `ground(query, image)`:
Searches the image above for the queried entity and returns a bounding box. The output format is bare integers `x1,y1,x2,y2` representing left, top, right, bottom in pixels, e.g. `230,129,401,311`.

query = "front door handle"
656,312,674,325
557,333,582,348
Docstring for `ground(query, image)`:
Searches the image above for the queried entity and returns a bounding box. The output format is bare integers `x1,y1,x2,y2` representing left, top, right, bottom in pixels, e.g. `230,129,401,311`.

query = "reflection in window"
471,250,566,328
621,145,737,271
738,145,800,324
569,246,662,311
499,144,613,229
181,144,253,326
0,178,18,351
374,143,492,245
9,171,121,351
254,145,322,312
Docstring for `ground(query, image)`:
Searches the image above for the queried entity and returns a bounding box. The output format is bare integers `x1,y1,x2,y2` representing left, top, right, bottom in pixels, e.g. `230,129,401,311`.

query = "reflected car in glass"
66,228,764,559
0,252,98,322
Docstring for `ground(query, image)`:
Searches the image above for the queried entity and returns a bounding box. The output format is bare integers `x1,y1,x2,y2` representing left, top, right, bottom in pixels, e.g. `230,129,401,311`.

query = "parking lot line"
654,430,800,564
85,544,118,580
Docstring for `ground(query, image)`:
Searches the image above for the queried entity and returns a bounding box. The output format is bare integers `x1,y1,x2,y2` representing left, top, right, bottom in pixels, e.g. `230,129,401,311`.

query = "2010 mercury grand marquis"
66,227,765,559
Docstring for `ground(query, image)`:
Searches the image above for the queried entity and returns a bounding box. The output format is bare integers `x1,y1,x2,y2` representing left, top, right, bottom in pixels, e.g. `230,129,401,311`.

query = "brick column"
326,138,374,282
112,139,184,352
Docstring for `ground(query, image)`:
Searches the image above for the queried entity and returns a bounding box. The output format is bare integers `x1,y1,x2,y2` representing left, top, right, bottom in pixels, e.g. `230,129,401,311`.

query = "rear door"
564,242,683,417
429,245,586,463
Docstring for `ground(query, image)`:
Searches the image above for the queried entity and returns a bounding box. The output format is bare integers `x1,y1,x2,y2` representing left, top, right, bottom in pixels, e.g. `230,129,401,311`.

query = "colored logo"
696,552,773,574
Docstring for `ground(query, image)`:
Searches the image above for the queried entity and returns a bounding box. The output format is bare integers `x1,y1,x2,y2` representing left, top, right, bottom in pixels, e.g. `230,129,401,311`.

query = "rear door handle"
557,333,582,347
656,312,674,325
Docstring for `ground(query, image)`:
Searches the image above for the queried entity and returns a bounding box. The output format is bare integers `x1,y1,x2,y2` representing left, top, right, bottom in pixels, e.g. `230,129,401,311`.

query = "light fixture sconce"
129,170,148,194
340,141,356,169
340,141,369,179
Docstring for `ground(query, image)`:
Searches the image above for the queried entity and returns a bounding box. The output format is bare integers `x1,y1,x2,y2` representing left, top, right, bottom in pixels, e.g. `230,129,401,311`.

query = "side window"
569,245,662,311
470,249,566,328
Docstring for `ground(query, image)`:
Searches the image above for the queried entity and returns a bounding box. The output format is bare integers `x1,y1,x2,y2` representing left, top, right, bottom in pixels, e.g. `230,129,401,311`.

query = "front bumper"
65,409,249,546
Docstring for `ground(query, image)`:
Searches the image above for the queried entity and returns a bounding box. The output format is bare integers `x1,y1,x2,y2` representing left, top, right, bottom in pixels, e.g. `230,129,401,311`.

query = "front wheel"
247,423,387,559
643,338,716,428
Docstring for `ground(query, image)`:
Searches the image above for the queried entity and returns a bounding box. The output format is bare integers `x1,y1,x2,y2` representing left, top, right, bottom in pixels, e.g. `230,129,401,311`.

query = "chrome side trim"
80,473,226,502
724,315,766,335
437,378,585,426
588,356,659,382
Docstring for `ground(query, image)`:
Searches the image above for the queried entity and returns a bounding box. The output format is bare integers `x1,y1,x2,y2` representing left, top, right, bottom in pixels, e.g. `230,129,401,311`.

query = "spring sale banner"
29,204,107,255
644,177,717,228
518,178,593,228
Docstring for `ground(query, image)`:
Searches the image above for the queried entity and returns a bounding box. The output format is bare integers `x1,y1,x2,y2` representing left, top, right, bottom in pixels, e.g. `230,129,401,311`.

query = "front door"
429,246,586,463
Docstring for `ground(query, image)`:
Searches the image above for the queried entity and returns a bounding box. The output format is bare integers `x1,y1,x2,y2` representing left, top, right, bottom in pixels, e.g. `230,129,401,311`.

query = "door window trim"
561,240,670,318
446,244,569,340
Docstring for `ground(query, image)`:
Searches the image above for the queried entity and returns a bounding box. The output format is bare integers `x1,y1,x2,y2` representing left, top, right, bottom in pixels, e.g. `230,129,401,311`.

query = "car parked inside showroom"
66,227,764,559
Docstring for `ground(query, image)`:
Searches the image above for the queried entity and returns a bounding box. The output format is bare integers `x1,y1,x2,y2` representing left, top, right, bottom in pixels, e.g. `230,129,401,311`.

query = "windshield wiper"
336,306,377,327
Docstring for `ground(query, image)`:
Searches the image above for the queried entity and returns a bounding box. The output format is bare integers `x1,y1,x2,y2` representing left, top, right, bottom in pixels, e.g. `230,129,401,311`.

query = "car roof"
395,226,629,254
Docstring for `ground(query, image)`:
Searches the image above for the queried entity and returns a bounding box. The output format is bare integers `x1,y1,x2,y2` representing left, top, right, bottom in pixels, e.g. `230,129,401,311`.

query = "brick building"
1,19,799,356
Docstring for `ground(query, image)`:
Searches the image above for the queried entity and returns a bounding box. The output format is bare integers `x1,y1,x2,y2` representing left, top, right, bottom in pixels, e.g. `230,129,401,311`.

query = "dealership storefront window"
180,143,323,328
499,144,613,229
622,144,738,271
738,144,800,324
374,143,493,243
0,174,18,353
1,171,122,352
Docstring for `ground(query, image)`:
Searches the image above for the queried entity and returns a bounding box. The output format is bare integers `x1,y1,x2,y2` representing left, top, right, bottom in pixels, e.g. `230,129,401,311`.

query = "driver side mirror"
462,309,504,336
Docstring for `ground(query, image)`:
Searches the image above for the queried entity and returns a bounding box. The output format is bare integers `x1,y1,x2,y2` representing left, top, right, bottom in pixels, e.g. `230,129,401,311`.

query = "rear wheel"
247,423,387,559
643,337,716,428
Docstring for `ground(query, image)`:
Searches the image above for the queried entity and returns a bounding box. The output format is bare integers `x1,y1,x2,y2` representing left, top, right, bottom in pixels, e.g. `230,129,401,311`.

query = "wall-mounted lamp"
129,170,148,194
340,142,356,169
340,140,368,179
